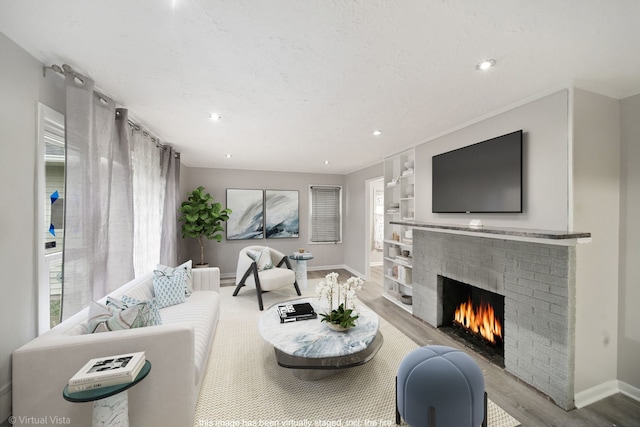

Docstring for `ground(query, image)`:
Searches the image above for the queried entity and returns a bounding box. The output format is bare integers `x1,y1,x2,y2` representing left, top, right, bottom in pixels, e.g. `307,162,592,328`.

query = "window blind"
310,186,342,243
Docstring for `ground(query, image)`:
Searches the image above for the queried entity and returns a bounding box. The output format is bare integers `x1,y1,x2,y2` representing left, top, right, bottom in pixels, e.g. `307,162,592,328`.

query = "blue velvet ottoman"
396,345,487,427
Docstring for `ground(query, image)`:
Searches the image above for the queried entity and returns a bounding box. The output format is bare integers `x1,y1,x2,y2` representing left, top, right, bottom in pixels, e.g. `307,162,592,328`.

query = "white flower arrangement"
316,272,364,313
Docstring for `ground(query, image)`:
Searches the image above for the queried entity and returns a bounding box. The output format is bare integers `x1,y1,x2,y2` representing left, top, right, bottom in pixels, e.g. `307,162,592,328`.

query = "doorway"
364,177,384,284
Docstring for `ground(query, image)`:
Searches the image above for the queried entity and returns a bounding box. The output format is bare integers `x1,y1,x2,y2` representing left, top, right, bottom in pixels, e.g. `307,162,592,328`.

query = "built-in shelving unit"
382,149,415,313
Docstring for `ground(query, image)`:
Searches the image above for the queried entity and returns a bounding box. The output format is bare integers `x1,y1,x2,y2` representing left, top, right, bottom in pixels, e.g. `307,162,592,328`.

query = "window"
37,103,65,333
309,185,342,243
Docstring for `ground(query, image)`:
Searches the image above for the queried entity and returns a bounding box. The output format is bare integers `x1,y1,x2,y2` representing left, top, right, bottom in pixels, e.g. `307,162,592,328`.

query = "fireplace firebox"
439,276,505,367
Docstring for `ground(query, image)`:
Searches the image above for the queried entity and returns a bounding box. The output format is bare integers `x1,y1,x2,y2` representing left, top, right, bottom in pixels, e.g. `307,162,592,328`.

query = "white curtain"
62,71,180,320
131,127,164,276
62,73,134,320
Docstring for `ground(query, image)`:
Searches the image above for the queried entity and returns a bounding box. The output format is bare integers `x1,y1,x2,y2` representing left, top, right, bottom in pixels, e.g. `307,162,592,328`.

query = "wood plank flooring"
309,268,640,427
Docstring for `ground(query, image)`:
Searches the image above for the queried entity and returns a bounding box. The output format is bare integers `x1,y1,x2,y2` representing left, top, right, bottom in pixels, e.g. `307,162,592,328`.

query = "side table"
63,360,151,427
288,253,313,289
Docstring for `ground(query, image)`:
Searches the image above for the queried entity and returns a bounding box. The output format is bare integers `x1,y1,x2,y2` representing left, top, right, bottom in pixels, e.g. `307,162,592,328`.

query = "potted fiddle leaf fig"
178,186,232,267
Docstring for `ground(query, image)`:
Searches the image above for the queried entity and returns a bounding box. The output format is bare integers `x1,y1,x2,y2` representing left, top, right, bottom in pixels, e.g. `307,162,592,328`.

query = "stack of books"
67,351,146,393
277,303,317,323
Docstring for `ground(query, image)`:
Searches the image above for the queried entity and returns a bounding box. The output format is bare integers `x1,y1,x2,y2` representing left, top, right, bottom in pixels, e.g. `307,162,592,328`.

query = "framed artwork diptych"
226,189,264,240
265,190,299,239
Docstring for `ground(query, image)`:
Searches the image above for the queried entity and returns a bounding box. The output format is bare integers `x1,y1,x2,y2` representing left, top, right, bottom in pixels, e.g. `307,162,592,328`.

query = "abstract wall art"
226,189,264,240
265,190,299,239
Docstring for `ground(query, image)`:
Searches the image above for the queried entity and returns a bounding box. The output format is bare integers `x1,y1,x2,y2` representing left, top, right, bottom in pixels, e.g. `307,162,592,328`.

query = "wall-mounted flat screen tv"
432,130,523,213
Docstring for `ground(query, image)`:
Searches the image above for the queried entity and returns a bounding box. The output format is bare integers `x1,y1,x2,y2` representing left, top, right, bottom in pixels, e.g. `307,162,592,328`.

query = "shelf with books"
383,148,415,315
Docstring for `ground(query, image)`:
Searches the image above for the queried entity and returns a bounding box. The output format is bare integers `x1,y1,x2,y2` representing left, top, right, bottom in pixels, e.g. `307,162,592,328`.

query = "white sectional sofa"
12,265,221,427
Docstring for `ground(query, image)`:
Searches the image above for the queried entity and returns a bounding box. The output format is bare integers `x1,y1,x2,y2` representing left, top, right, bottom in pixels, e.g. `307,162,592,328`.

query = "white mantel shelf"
390,220,592,246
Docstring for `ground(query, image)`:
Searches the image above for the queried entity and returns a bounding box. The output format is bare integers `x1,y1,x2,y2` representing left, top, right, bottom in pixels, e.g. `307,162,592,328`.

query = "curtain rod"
45,63,180,159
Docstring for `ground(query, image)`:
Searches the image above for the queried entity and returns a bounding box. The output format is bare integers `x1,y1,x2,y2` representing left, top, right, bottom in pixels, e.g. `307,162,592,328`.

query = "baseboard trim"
0,382,11,426
574,379,640,408
619,380,640,403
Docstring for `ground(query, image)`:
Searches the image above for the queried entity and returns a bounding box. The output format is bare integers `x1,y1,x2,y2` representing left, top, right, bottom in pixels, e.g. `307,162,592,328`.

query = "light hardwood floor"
309,267,640,427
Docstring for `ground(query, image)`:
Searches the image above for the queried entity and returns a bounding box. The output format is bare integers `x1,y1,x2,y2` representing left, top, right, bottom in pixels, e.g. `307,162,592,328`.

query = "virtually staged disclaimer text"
197,420,394,427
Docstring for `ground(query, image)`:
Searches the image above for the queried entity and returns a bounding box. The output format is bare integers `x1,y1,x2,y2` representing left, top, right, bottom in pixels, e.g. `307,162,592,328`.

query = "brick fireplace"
411,228,579,410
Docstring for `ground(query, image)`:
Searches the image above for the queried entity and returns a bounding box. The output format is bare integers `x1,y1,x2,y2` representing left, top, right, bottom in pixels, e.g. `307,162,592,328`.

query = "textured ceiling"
1,0,639,174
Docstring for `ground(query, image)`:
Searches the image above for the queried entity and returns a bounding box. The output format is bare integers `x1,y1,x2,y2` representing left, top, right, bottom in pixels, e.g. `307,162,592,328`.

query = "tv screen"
432,130,523,213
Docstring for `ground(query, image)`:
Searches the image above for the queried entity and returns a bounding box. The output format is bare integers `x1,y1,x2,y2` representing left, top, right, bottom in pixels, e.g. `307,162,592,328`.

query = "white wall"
572,89,621,396
0,32,65,422
182,167,345,278
414,90,570,231
618,93,640,391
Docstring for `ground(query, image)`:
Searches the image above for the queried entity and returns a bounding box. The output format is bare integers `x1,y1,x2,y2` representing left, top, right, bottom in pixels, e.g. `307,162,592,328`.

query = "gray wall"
181,167,346,278
414,90,570,230
0,32,65,422
619,93,640,390
343,163,384,277
572,89,621,395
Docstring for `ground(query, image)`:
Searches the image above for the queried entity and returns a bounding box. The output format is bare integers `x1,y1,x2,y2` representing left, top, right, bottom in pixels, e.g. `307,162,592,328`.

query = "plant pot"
194,263,209,268
325,322,352,332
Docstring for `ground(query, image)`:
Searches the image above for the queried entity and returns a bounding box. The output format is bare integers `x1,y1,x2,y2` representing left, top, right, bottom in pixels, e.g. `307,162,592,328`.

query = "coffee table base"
273,331,384,381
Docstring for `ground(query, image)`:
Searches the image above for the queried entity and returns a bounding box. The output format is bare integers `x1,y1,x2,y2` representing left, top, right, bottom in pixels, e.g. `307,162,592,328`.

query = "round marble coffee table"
258,298,383,380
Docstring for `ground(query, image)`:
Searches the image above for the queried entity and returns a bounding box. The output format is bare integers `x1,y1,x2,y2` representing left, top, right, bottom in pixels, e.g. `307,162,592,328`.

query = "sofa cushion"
87,300,150,333
160,290,220,385
256,267,296,291
152,268,187,308
156,260,194,296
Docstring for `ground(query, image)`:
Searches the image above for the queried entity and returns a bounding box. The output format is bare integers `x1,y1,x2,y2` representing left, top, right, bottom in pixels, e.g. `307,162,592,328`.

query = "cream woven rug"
194,281,520,427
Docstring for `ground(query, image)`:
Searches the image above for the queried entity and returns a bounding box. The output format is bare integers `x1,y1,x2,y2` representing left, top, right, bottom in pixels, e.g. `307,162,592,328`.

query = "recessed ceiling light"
324,160,330,165
225,154,232,158
209,113,221,121
372,130,382,136
476,59,496,71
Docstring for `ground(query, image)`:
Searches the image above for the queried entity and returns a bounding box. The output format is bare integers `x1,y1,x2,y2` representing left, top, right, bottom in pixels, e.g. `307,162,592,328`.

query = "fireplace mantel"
390,220,591,246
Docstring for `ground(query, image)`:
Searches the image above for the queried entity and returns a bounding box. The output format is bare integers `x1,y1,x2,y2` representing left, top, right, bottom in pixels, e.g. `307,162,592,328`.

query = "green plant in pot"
178,186,232,267
319,304,359,331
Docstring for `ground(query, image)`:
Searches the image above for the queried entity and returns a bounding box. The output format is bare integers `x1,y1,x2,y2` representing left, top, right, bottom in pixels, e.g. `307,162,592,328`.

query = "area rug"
194,281,520,427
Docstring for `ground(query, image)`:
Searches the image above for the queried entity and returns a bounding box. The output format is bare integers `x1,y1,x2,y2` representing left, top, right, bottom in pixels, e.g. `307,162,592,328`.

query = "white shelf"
383,148,415,312
384,256,413,268
381,293,413,314
384,239,412,248
384,275,413,289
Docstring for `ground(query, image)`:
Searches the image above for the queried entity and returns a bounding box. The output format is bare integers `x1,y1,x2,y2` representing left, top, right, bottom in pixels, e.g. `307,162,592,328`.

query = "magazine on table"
68,351,146,389
277,303,317,323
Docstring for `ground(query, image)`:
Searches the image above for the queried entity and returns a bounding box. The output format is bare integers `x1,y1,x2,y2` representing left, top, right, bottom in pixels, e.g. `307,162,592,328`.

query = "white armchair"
233,246,301,310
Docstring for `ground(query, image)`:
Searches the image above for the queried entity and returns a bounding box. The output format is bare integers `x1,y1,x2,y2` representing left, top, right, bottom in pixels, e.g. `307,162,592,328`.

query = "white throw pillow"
246,248,274,271
152,268,187,308
156,260,193,296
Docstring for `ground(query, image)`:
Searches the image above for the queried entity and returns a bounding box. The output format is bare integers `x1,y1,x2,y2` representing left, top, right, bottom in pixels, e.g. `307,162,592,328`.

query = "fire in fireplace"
440,276,505,367
453,296,503,345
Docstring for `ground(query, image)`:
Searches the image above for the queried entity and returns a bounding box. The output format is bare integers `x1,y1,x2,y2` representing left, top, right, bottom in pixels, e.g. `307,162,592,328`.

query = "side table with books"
63,352,151,427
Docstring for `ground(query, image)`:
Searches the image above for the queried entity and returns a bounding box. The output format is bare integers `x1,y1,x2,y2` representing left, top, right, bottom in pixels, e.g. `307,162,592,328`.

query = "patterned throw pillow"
156,260,193,296
152,268,187,308
246,248,274,271
122,295,162,326
87,299,150,333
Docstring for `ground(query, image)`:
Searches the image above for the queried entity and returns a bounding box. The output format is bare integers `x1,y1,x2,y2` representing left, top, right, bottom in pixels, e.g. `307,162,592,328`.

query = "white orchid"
316,272,363,312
